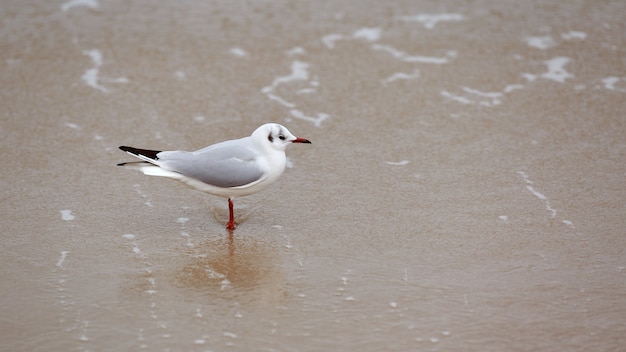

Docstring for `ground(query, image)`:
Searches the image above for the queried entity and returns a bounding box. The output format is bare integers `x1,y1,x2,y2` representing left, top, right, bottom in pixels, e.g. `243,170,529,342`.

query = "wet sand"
2,0,626,351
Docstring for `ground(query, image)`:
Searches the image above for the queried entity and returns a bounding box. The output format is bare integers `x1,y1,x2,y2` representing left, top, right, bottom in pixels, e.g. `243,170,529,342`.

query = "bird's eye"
278,134,286,140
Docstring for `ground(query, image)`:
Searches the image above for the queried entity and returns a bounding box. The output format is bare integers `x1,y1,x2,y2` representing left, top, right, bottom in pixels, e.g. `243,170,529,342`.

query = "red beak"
292,137,311,144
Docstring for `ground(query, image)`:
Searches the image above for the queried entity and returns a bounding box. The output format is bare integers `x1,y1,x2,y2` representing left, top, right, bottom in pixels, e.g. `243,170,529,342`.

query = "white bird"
118,123,311,230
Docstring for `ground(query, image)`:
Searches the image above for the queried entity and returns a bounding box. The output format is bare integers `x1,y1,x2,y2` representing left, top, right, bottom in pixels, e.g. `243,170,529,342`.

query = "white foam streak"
441,90,473,105
397,14,464,29
527,185,556,218
371,44,449,64
65,122,81,130
524,36,556,50
133,184,153,207
61,0,98,12
322,28,381,49
561,31,587,40
60,210,75,221
525,185,548,201
601,77,626,92
100,77,129,84
296,88,317,94
462,87,503,99
541,57,574,83
322,34,344,49
517,171,557,218
286,47,305,56
352,27,382,42
81,49,127,93
262,61,309,95
441,87,504,107
382,69,420,85
263,61,329,127
265,93,296,108
81,50,108,93
386,160,409,166
229,47,248,58
289,110,329,127
504,84,524,93
56,251,70,268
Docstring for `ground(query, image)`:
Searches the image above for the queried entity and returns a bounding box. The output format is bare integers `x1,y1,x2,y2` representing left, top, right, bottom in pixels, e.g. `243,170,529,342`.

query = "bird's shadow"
174,231,287,299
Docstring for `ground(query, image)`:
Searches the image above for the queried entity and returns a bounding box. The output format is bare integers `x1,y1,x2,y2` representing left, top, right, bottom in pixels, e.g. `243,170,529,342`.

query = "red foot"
226,198,236,230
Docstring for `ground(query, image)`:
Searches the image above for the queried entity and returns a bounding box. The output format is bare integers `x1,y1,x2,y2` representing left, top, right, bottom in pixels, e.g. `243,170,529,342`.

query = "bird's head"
252,123,311,151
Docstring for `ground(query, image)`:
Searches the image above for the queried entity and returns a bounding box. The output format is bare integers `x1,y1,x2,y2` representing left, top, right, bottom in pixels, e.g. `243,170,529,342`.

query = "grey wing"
156,140,265,188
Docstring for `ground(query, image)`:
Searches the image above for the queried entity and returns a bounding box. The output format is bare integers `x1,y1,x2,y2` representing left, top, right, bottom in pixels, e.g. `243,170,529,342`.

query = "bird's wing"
119,146,161,164
156,139,266,188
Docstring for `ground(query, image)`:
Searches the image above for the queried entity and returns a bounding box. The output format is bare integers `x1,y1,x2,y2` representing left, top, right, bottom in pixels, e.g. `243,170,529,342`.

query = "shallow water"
2,0,626,351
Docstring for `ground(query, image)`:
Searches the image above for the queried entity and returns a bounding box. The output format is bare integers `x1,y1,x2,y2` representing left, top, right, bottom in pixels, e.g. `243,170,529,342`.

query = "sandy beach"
1,1,625,350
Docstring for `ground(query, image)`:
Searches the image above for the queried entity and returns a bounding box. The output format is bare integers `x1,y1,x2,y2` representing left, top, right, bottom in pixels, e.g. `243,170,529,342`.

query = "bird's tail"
119,146,161,165
117,160,184,180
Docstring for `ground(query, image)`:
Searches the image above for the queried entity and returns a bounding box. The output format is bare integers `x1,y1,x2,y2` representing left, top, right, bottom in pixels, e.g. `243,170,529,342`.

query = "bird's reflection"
176,231,286,297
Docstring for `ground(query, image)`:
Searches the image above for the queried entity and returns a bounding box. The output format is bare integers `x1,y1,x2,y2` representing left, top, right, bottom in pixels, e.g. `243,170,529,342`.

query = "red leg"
226,198,236,230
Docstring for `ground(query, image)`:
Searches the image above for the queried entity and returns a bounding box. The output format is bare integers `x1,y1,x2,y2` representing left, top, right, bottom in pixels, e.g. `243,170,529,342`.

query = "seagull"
117,123,311,230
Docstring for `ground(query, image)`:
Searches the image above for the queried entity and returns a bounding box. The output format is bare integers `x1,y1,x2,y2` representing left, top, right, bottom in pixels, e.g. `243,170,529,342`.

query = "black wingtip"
118,146,162,160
